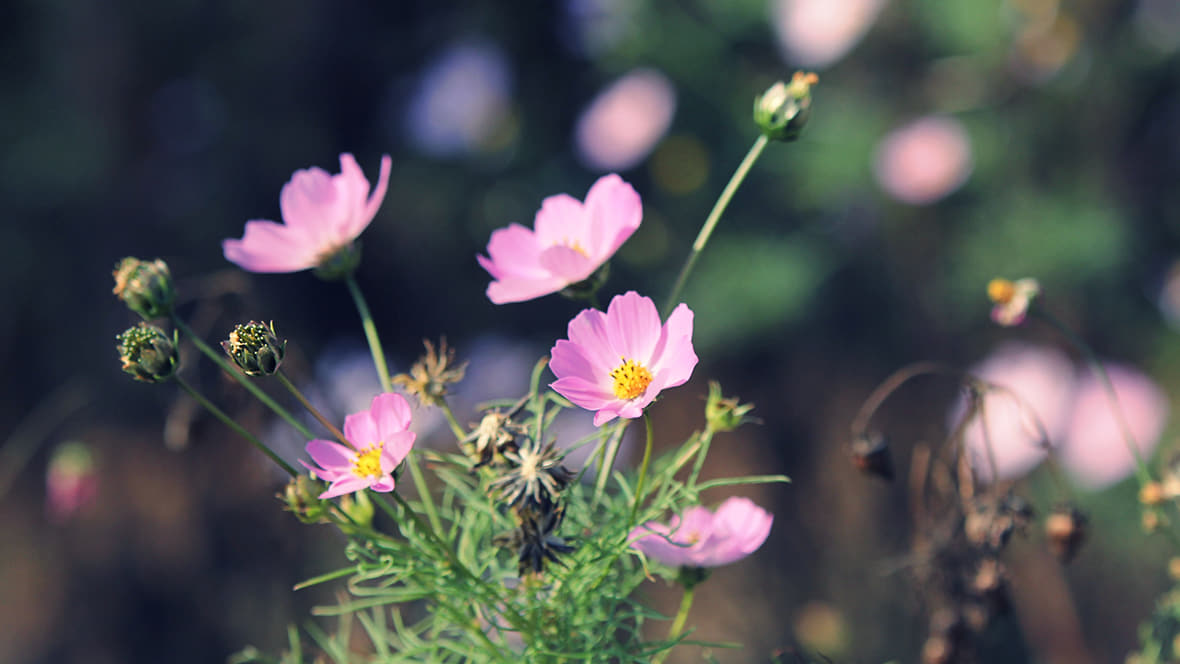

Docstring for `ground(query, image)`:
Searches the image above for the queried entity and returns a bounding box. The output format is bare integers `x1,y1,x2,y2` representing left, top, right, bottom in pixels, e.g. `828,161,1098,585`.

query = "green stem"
653,586,696,664
1034,309,1153,486
630,414,655,526
593,420,629,507
686,427,716,491
276,371,348,445
439,398,467,443
662,134,770,318
174,376,297,477
171,315,316,441
344,275,393,393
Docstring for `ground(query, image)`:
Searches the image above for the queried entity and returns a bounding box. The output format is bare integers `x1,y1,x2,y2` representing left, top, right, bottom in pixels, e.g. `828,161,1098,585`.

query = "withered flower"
494,503,575,575
393,338,467,407
489,439,575,509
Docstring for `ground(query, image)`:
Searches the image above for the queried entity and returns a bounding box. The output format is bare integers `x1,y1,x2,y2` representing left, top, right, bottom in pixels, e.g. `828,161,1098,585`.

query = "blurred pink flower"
575,68,676,171
630,497,773,567
478,174,642,304
1059,364,1169,490
223,153,392,273
550,291,697,426
771,0,885,67
45,442,97,523
873,116,972,205
958,343,1075,482
301,393,416,499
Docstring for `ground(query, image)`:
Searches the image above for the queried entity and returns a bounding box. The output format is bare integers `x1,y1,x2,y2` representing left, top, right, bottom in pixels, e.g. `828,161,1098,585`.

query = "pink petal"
481,224,547,280
485,275,571,304
370,393,413,441
300,459,348,484
565,308,619,376
361,155,392,229
593,407,623,426
533,193,588,248
604,291,661,362
550,375,616,413
334,153,391,239
583,174,642,259
549,339,599,387
320,475,371,499
383,431,416,466
279,166,341,232
223,220,322,273
305,439,356,470
537,244,595,282
648,303,697,388
343,408,379,448
369,475,396,492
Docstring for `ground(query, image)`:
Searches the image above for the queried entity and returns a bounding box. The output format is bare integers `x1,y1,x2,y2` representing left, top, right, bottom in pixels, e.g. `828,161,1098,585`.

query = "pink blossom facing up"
1059,364,1169,490
549,291,697,426
630,497,773,568
301,392,416,499
478,174,642,304
224,153,392,273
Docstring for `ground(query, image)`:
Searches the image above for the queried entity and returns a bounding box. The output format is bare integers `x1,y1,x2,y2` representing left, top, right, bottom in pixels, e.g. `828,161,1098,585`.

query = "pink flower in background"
771,0,886,67
1059,364,1169,490
873,116,972,205
630,497,773,567
478,174,642,304
550,291,697,426
957,343,1075,482
46,442,97,523
302,393,416,498
223,153,392,273
575,68,676,171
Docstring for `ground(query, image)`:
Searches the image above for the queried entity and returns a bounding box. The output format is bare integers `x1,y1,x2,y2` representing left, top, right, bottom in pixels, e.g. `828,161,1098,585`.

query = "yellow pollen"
987,278,1016,305
351,442,385,479
610,357,652,400
556,239,588,257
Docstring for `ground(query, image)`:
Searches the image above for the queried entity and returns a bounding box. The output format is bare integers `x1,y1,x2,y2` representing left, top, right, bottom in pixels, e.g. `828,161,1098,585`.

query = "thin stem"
1033,309,1152,486
173,376,297,477
653,585,696,664
344,275,393,393
686,427,716,491
171,315,316,441
275,371,348,445
630,414,655,526
662,134,769,318
439,398,467,443
850,361,965,437
593,420,629,507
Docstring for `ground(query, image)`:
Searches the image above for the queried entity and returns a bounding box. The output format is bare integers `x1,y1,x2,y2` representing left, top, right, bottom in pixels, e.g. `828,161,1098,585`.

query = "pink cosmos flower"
301,392,416,499
45,442,98,523
630,497,773,567
873,115,972,205
223,153,392,273
477,174,642,304
549,291,697,426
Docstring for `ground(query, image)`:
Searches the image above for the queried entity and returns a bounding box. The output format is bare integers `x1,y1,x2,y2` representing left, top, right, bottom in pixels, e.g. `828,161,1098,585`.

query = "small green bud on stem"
222,321,286,376
704,381,757,432
753,71,817,142
112,257,176,320
116,323,179,383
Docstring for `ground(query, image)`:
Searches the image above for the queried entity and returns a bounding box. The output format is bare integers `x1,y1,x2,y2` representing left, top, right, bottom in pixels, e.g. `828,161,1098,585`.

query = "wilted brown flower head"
393,338,467,406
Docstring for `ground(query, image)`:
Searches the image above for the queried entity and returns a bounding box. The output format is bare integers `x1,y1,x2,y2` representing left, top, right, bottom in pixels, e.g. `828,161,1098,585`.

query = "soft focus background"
4,0,1180,662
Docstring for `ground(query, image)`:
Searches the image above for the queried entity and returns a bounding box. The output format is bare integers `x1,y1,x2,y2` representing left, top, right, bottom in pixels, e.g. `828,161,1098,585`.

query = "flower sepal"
558,261,610,302
313,241,362,282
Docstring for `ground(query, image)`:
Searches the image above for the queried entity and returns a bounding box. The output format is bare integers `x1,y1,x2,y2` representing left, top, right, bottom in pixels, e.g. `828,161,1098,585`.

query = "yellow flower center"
987,278,1016,305
351,443,384,479
556,239,588,257
610,357,652,400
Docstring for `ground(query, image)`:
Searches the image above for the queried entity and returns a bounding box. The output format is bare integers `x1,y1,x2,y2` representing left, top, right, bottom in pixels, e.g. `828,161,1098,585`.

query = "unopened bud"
705,381,757,432
851,431,893,481
222,321,286,376
280,476,330,524
339,489,375,529
753,71,817,142
113,257,176,320
116,323,179,383
1045,504,1087,563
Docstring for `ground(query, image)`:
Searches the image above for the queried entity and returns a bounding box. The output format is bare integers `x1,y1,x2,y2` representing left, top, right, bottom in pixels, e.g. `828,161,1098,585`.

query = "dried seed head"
393,338,467,407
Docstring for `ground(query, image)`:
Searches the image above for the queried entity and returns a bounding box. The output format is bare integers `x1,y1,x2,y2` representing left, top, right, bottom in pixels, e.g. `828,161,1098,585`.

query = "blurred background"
3,0,1180,661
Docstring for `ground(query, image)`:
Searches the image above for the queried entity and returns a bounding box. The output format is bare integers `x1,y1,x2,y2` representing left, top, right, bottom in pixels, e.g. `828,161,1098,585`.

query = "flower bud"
279,476,330,524
222,321,286,376
338,489,375,529
116,323,179,383
112,257,176,320
705,381,757,432
753,71,817,142
1045,504,1087,563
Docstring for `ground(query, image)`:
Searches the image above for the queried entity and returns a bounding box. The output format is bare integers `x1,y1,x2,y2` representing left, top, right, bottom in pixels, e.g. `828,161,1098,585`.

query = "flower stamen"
351,443,384,478
610,357,653,400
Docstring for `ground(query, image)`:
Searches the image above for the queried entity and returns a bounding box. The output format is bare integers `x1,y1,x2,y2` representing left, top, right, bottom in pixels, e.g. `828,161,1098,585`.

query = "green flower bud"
338,489,374,529
116,323,179,383
705,381,757,432
222,321,286,376
753,72,817,142
112,257,176,320
279,476,331,525
313,242,362,282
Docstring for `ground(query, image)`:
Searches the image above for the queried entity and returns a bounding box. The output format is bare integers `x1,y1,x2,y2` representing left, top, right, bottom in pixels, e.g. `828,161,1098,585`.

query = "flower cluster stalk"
173,375,297,477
